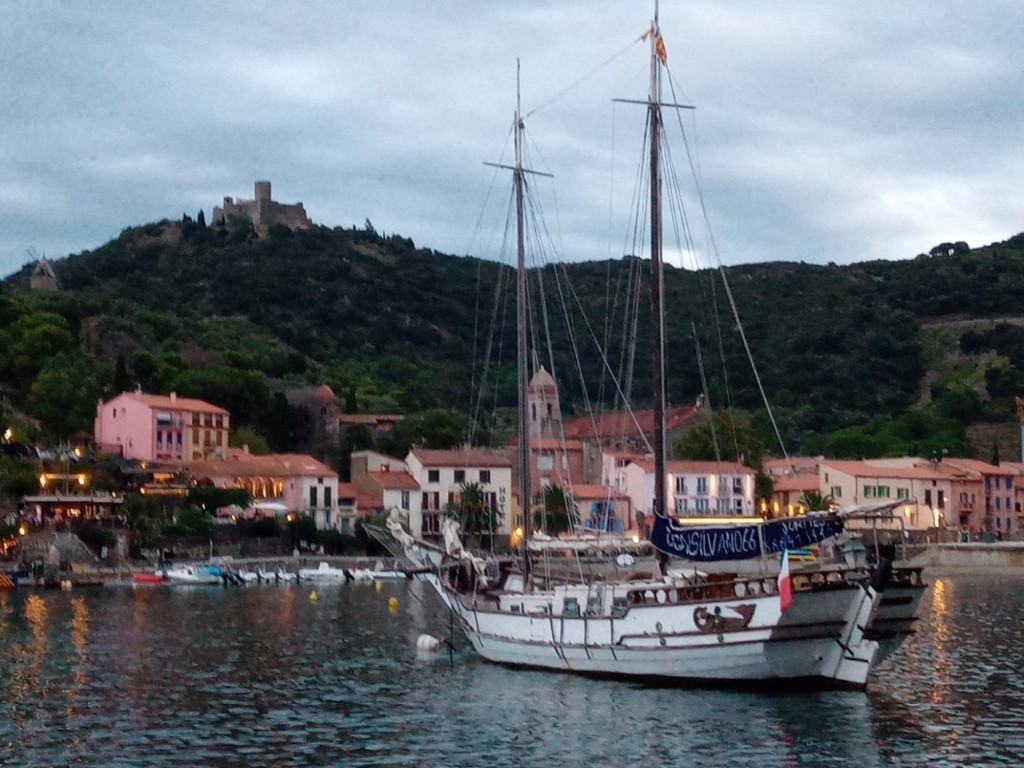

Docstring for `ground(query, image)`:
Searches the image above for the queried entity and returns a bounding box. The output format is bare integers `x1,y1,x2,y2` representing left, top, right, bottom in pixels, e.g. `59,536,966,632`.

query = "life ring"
627,591,641,605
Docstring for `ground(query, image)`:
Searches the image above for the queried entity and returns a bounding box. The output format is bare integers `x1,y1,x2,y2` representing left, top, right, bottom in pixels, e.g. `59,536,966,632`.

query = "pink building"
94,390,229,462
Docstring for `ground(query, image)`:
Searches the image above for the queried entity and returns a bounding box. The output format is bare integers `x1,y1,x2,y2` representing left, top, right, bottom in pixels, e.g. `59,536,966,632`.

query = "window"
479,470,491,484
675,498,688,514
696,477,708,495
897,488,908,499
454,469,465,483
732,478,743,494
924,490,932,506
401,491,410,510
324,486,332,508
428,470,440,483
538,453,554,470
877,486,890,498
675,476,687,494
831,486,842,499
309,486,317,508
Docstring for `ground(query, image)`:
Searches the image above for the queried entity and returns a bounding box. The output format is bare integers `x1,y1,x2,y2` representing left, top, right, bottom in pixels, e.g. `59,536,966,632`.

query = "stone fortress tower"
213,180,313,233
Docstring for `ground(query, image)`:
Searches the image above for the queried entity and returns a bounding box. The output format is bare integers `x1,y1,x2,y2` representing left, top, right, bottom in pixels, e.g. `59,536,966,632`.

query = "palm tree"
799,490,835,513
449,481,501,550
532,484,576,535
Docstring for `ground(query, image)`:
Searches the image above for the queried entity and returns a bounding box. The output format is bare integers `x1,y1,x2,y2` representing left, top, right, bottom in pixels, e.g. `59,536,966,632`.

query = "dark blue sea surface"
0,572,1022,767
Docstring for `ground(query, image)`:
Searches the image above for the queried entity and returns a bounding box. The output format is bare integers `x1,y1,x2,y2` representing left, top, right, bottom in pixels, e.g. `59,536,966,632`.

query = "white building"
351,450,423,536
406,448,513,538
613,456,757,521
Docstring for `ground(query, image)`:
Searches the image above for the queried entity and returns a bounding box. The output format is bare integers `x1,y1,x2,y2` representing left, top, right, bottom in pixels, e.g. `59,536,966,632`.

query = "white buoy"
416,634,442,651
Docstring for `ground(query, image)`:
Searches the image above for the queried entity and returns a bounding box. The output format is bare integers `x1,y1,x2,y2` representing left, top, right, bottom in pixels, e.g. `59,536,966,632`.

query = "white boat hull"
165,566,220,585
422,572,879,688
298,562,348,582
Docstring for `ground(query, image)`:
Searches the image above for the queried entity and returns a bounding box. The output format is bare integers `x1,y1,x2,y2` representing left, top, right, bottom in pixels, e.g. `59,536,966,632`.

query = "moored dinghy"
297,561,348,583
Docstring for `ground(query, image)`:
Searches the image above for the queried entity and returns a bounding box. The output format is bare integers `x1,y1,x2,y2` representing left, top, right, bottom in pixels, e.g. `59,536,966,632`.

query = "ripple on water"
2,575,1024,766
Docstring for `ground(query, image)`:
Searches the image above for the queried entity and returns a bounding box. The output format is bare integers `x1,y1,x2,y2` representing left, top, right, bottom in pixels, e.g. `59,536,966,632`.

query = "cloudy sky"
2,1,1022,279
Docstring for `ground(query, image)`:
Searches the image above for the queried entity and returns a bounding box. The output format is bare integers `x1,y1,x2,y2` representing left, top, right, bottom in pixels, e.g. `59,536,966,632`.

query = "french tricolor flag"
777,549,793,613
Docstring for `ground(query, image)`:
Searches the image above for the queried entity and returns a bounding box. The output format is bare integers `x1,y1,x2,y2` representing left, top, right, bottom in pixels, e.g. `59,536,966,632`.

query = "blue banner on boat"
649,514,844,561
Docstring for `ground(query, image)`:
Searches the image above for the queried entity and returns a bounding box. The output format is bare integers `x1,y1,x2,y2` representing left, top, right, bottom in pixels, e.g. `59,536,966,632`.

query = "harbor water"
1,571,1022,767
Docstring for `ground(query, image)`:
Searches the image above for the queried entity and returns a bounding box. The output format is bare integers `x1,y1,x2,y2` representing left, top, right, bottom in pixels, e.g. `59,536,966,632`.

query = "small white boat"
347,560,408,582
297,561,348,583
165,565,221,585
269,567,297,583
234,568,259,584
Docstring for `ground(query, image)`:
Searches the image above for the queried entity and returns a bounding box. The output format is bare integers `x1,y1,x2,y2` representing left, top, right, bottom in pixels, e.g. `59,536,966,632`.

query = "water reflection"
0,574,1022,766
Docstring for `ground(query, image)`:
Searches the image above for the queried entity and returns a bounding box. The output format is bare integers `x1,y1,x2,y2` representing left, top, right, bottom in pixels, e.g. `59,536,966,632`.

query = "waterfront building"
934,458,1016,535
818,459,958,534
350,450,424,536
563,483,635,534
611,456,757,526
405,448,513,540
94,390,229,462
762,456,825,516
185,446,338,523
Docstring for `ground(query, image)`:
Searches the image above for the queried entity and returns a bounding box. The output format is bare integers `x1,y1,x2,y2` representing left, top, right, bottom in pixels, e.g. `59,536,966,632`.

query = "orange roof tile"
568,484,630,501
367,471,420,490
410,448,512,468
562,405,699,441
185,451,336,478
773,474,820,493
125,392,228,414
632,458,755,475
820,460,947,481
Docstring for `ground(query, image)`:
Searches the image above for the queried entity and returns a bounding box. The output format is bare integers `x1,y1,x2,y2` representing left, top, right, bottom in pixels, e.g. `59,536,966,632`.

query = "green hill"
3,217,1024,460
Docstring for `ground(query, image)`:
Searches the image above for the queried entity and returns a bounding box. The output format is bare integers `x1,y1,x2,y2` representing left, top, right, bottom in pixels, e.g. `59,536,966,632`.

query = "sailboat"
384,10,923,688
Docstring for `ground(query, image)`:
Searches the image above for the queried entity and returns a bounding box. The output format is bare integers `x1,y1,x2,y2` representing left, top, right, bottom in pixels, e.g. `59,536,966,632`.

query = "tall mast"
514,61,533,586
648,9,668,521
485,62,552,583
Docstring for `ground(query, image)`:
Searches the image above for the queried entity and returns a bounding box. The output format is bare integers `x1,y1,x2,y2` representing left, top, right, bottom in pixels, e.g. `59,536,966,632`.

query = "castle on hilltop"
213,180,312,233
